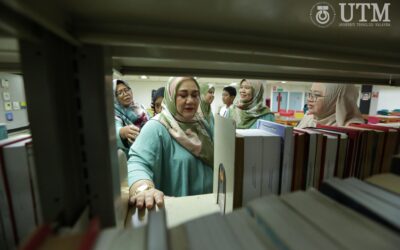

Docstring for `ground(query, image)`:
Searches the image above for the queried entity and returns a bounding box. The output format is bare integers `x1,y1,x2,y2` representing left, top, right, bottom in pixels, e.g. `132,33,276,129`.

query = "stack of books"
21,176,400,249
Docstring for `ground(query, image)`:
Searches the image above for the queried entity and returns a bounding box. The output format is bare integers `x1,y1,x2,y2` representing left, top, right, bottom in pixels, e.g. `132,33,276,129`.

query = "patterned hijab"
113,79,148,128
153,77,214,167
228,79,272,129
297,83,364,128
198,83,215,123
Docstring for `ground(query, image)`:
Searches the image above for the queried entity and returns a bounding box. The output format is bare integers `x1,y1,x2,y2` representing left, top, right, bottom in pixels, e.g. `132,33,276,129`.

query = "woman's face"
116,83,132,107
175,80,200,121
154,96,163,114
205,89,215,104
307,83,326,116
239,80,253,102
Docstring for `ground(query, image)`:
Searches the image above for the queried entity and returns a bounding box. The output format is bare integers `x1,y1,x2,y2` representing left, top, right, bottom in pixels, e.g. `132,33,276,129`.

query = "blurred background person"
114,79,149,156
199,83,215,137
151,86,165,117
227,79,274,128
218,86,237,117
297,83,364,128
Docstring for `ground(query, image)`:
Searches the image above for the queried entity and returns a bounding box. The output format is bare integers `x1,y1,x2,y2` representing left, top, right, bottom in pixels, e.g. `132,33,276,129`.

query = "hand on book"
129,183,164,209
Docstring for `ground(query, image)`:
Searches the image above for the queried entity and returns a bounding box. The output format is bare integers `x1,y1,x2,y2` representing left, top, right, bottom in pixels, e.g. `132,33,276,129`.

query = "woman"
114,79,149,156
297,83,364,128
127,77,214,209
227,79,275,128
199,83,215,136
151,87,165,116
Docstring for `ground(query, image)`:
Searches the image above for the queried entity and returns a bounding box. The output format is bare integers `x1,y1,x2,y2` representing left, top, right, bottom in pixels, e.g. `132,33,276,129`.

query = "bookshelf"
1,0,400,248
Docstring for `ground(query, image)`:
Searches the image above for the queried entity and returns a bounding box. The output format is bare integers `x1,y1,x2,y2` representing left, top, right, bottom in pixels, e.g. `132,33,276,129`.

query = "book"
366,173,400,195
235,129,281,204
350,124,398,172
256,120,294,194
0,134,32,247
282,189,400,249
214,115,236,213
3,139,37,244
312,129,348,178
294,128,318,189
247,195,340,249
320,178,400,232
292,131,307,191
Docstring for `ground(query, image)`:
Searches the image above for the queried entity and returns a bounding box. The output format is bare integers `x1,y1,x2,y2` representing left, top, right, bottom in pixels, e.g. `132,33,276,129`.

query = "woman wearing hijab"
227,79,275,128
198,83,215,137
151,87,165,116
127,77,214,209
114,79,149,156
297,83,364,128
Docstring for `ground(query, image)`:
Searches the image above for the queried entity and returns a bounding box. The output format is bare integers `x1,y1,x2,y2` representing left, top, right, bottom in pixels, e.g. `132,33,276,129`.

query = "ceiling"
0,0,399,85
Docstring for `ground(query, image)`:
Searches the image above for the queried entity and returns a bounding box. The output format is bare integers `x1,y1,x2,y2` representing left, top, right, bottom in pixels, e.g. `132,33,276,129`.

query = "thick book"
291,131,307,191
256,120,294,194
214,115,236,213
316,125,363,177
320,178,400,232
299,129,324,189
294,128,318,189
234,129,281,207
366,173,400,195
3,138,37,244
281,189,400,249
0,134,32,248
247,195,341,249
350,124,398,173
312,129,348,178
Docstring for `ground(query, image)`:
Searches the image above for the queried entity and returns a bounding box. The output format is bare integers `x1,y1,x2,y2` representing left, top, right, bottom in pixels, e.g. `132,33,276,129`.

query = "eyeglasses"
306,92,325,101
116,87,131,97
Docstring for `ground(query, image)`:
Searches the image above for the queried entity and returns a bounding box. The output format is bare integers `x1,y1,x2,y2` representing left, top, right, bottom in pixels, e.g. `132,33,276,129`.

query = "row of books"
21,175,400,249
214,116,400,212
0,134,40,250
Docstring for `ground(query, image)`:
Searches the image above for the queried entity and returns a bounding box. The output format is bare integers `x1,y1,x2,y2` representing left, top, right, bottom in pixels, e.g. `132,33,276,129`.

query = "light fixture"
140,75,148,79
230,82,238,86
281,81,286,83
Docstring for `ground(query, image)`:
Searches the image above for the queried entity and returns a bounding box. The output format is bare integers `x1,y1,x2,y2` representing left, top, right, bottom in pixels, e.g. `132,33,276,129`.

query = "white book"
0,134,31,247
214,115,236,213
3,139,37,243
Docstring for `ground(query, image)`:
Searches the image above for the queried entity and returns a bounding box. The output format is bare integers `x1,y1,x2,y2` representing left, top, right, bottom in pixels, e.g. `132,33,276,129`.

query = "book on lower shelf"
20,176,400,250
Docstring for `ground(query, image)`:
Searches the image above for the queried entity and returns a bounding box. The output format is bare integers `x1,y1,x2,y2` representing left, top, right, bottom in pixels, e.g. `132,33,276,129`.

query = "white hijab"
297,83,364,128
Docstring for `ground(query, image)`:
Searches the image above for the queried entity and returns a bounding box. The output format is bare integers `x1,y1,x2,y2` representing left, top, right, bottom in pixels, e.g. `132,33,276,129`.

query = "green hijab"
198,83,215,124
153,77,214,167
228,79,272,129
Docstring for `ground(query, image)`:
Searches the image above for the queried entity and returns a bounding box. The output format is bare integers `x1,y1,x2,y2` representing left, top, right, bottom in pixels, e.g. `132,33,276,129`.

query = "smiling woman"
227,79,275,129
127,77,214,209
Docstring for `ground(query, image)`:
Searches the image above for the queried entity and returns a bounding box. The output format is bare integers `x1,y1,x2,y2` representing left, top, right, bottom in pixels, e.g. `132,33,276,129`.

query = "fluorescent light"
230,82,238,86
140,75,148,79
281,81,286,83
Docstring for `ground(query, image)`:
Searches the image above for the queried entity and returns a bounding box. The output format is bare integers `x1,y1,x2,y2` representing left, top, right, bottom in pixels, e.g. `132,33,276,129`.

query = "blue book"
256,120,294,194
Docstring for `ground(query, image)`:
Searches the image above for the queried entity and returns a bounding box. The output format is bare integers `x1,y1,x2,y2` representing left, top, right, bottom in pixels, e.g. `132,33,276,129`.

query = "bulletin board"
0,73,29,130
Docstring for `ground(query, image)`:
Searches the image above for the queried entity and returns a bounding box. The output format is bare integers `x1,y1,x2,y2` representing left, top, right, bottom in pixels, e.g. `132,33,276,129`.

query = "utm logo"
310,2,336,28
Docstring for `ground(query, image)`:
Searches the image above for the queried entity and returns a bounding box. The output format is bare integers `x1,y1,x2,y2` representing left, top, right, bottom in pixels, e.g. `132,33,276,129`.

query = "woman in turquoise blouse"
227,79,275,128
128,77,214,209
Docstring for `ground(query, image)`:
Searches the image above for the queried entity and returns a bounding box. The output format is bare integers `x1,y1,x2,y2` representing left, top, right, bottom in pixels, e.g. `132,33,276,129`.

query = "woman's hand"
120,125,140,143
129,180,164,209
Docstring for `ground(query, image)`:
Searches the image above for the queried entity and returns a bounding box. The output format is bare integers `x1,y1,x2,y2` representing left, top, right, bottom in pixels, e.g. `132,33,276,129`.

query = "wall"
0,73,29,130
372,85,400,112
